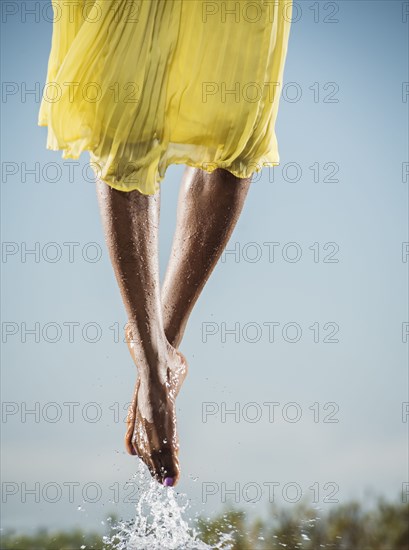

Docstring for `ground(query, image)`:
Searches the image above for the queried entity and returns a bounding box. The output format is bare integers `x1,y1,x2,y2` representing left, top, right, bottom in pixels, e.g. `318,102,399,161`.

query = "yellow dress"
39,0,292,194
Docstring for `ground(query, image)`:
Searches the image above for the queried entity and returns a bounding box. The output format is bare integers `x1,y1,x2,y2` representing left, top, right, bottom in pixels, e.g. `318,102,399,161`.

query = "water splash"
105,464,234,550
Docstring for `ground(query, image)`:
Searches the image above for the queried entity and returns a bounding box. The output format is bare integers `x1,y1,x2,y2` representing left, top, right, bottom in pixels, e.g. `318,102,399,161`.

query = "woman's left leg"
161,167,253,349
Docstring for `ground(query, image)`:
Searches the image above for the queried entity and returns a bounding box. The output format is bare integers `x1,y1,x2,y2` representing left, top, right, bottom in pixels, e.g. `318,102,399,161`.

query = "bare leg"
98,167,251,486
125,167,252,481
96,180,186,486
162,167,252,348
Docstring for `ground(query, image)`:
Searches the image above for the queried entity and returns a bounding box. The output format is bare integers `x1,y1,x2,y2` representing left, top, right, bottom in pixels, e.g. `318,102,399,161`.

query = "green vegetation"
1,497,408,549
0,527,105,550
197,499,409,549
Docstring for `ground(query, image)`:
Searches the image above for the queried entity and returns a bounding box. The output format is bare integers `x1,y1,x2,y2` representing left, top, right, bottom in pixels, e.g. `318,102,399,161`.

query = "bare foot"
124,324,188,486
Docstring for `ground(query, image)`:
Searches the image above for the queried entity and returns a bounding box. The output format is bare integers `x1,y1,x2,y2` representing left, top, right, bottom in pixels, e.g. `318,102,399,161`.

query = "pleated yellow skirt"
38,0,292,194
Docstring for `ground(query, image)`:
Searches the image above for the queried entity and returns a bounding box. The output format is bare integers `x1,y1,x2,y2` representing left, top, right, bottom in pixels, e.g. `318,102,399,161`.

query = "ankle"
164,328,183,350
136,343,178,384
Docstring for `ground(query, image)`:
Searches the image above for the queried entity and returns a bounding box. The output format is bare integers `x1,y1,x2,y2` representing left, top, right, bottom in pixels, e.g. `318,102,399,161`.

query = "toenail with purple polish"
163,477,174,487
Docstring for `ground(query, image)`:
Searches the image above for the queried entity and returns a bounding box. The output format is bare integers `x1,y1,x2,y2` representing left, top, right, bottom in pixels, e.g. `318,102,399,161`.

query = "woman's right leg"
96,179,186,486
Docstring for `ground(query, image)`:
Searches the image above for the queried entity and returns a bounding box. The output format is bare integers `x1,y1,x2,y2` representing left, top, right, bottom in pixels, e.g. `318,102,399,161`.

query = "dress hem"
38,121,281,195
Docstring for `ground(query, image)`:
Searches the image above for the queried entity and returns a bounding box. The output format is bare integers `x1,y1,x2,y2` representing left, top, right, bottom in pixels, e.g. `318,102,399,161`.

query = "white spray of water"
101,465,335,549
104,464,234,550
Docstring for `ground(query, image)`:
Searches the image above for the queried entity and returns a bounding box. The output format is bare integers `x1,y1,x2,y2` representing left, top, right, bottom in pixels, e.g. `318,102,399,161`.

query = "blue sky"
1,0,408,534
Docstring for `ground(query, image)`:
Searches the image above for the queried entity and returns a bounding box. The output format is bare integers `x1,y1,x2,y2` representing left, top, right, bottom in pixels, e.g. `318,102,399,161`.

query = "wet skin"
96,167,252,486
124,322,189,484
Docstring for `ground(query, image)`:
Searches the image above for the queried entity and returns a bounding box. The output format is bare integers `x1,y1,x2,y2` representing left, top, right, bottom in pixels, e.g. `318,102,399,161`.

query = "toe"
125,379,140,456
151,447,180,486
125,427,137,455
125,403,136,454
125,407,136,455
